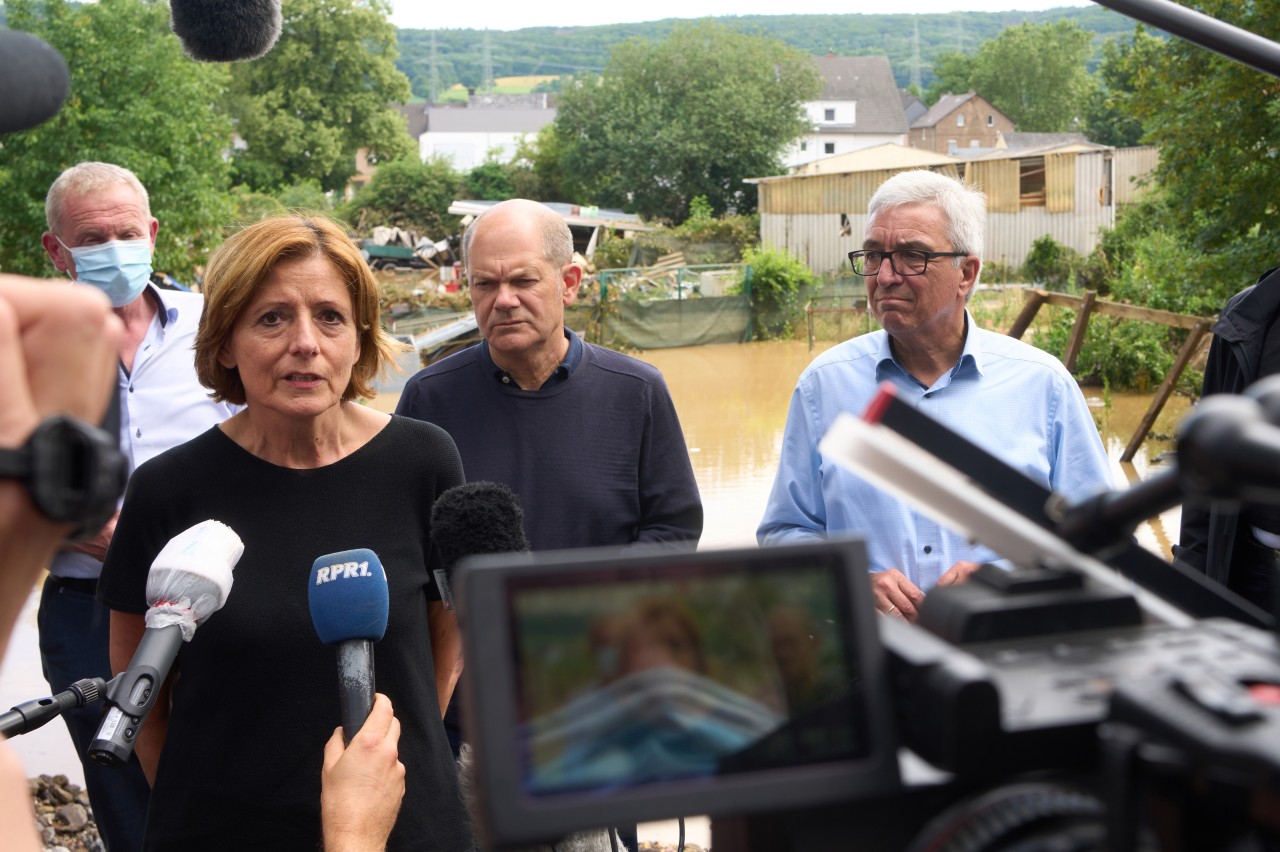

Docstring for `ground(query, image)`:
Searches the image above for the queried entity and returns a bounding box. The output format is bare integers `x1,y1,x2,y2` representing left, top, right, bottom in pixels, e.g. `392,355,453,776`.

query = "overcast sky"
389,1,1095,32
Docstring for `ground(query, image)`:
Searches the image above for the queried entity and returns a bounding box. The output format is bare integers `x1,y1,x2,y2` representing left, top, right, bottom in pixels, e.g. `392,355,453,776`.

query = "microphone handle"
89,624,184,766
337,639,375,745
0,678,107,738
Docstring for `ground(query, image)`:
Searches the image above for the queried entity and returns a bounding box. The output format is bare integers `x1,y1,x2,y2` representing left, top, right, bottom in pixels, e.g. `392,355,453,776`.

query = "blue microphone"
308,548,389,744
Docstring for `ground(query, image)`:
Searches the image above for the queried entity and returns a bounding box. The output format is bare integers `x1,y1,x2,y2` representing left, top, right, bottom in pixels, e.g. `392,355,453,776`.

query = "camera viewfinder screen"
505,557,869,797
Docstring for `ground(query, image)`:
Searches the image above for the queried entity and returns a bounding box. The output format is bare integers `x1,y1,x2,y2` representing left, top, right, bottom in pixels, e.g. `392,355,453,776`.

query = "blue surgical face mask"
58,237,153,307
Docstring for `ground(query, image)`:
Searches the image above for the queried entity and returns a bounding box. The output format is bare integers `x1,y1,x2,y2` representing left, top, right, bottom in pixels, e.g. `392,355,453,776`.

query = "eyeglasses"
847,249,968,277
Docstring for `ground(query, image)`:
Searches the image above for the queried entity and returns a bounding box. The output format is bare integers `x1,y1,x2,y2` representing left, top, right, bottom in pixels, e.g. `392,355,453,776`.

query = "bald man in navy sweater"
397,199,703,553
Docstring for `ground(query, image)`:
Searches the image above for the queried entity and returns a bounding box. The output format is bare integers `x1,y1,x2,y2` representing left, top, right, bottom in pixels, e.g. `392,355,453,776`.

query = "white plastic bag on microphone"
143,519,243,641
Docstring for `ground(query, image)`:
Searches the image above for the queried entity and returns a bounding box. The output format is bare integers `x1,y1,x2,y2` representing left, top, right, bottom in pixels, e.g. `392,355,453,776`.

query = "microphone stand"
0,677,109,738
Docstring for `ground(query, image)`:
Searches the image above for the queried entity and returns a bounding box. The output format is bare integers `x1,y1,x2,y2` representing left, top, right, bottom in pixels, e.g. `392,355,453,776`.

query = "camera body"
456,379,1280,851
458,536,1280,851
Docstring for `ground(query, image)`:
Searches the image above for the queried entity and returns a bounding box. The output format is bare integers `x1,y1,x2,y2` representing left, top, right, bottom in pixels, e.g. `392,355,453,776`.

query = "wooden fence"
1007,289,1216,462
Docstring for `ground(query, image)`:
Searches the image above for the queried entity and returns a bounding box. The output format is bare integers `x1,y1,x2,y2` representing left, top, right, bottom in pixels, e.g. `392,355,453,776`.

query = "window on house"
987,114,995,127
956,114,965,127
970,140,979,147
800,141,807,151
1020,157,1047,208
824,108,836,121
824,142,835,154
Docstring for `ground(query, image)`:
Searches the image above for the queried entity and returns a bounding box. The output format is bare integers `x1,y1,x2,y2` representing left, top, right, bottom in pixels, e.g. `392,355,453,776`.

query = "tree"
465,161,517,202
924,51,974,105
967,20,1095,132
1126,3,1280,271
227,0,414,193
552,21,822,223
511,124,572,203
0,0,233,280
338,156,462,236
1081,34,1153,148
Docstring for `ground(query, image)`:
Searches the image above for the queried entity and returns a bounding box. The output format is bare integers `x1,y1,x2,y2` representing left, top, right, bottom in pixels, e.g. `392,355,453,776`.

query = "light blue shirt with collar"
52,284,241,580
757,312,1114,591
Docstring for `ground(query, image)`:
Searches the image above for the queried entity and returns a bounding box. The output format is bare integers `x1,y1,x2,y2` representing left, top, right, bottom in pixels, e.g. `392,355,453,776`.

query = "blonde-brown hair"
195,214,406,405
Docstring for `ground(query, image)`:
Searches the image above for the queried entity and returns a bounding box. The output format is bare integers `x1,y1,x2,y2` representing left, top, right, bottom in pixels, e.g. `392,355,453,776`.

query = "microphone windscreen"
145,520,244,622
430,482,530,578
169,0,282,63
309,548,390,645
0,30,69,134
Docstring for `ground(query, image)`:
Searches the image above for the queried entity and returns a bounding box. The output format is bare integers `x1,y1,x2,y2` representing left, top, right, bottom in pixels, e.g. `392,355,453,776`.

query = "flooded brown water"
637,340,1190,555
3,339,1192,783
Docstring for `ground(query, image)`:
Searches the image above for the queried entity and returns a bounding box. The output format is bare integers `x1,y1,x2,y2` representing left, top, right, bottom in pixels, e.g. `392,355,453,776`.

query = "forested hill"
395,6,1139,98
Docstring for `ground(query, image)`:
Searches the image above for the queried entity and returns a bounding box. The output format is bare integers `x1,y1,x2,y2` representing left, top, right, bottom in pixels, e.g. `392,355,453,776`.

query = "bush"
1041,313,1191,393
734,246,815,339
336,155,463,238
1021,235,1083,291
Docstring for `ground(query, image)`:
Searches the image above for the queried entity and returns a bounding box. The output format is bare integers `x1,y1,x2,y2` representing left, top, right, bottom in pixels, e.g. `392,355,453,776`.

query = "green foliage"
276,179,332,212
553,21,822,223
393,8,1136,93
684,196,714,227
227,0,414,193
231,187,286,226
924,51,974,104
465,161,517,202
337,156,462,236
1021,235,1083,291
1126,4,1280,264
592,233,634,271
1044,313,1179,393
967,20,1096,132
511,124,572,203
735,245,815,339
0,0,233,281
1081,34,1150,147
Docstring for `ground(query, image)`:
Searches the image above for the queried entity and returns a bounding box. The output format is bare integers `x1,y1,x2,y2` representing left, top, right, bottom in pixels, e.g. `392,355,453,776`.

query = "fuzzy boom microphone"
430,482,531,612
0,30,70,134
169,0,282,62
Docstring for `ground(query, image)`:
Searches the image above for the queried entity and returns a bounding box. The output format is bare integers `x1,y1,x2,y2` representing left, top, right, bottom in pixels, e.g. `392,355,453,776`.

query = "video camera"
455,375,1280,852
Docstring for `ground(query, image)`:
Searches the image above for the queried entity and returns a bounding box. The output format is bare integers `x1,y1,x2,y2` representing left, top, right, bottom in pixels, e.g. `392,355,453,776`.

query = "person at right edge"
1175,264,1280,612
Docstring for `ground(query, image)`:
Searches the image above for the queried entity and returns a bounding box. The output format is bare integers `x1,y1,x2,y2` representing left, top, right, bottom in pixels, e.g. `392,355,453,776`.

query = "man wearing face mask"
37,162,239,851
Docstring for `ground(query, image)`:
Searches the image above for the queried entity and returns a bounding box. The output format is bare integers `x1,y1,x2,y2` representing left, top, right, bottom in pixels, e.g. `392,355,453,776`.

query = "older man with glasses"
758,169,1112,621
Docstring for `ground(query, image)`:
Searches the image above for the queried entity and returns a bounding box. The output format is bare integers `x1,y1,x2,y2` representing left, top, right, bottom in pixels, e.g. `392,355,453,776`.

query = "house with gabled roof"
910,91,1015,154
784,55,910,169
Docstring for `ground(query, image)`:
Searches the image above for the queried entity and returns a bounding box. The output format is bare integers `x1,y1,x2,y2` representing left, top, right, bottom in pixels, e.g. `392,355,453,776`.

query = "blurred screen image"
504,557,869,796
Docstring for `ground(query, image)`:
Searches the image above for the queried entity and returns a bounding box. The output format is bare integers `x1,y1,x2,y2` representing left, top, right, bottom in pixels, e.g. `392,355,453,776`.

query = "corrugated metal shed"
1114,146,1160,205
756,147,1129,273
780,142,959,177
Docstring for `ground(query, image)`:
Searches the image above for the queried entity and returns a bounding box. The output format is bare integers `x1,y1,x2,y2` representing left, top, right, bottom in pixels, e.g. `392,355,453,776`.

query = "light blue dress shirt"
757,313,1114,591
52,284,240,580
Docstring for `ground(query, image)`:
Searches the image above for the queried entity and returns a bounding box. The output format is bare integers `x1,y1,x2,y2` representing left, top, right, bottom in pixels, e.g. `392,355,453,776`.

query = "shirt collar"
482,327,582,389
143,281,178,329
875,310,983,385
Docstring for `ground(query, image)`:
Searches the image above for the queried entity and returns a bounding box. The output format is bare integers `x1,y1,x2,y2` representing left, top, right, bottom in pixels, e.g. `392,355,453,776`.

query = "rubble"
28,774,104,852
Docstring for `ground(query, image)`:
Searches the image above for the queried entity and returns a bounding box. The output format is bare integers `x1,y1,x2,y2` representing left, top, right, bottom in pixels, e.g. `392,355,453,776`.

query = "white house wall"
785,133,908,168
419,131,527,172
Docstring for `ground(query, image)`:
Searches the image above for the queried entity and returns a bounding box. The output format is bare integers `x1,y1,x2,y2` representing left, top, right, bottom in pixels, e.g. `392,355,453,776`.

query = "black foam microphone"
308,548,389,744
89,520,243,766
430,481,530,611
0,30,70,134
169,0,282,62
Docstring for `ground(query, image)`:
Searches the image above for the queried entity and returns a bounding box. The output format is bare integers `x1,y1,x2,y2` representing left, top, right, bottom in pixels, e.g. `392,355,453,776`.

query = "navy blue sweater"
396,339,703,551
